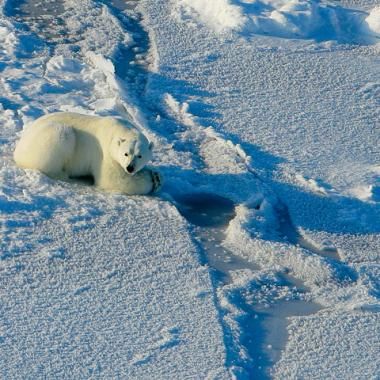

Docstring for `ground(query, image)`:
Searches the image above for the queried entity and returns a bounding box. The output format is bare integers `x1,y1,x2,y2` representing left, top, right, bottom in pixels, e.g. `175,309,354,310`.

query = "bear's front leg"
150,170,162,193
126,168,162,195
96,165,162,195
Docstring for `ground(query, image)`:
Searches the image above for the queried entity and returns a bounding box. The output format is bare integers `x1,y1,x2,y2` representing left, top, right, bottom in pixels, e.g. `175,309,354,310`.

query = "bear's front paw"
151,170,162,193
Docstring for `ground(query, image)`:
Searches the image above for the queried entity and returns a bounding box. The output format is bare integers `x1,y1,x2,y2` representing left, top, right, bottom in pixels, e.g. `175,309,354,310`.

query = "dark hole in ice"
174,193,235,227
173,192,248,280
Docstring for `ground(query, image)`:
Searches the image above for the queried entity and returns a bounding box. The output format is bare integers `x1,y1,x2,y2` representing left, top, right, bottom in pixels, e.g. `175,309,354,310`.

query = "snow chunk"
46,56,84,74
294,173,337,196
177,0,247,34
0,22,17,55
363,6,380,37
349,185,376,202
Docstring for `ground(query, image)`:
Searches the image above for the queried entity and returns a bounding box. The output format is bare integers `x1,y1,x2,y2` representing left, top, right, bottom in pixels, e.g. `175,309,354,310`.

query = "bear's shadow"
69,174,95,186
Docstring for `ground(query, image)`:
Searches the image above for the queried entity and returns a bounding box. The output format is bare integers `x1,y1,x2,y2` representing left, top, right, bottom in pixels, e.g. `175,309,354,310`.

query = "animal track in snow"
130,327,181,365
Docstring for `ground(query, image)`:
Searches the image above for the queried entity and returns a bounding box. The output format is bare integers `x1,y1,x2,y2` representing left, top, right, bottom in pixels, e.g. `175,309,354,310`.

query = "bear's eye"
137,155,142,159
124,153,128,157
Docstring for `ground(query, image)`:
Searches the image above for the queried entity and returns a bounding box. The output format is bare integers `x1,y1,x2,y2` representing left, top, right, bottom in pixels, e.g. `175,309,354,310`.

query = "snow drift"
176,0,380,43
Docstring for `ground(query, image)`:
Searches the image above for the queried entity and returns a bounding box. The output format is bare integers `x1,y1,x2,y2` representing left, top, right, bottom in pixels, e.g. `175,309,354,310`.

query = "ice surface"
273,311,380,379
0,187,229,378
1,0,379,377
0,0,229,377
141,0,380,376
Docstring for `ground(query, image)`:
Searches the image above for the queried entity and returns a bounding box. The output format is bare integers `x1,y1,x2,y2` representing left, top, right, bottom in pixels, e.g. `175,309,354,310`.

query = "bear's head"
112,133,153,175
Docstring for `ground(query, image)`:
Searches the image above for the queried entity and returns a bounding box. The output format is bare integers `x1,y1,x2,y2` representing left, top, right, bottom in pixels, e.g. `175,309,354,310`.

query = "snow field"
273,311,380,379
1,0,379,377
0,0,231,377
0,179,229,378
141,0,380,376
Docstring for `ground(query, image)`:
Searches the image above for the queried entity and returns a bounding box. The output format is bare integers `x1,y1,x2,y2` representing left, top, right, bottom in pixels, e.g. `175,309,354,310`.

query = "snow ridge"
175,0,380,43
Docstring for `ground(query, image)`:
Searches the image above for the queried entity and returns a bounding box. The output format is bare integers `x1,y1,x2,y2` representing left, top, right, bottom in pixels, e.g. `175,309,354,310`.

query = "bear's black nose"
127,165,134,173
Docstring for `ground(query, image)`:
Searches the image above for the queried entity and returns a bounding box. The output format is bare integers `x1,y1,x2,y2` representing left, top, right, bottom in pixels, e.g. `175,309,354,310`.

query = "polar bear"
14,112,162,195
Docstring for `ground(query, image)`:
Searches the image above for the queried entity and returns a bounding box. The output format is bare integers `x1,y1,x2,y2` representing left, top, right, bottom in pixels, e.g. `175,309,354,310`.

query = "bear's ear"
149,141,154,150
118,138,126,146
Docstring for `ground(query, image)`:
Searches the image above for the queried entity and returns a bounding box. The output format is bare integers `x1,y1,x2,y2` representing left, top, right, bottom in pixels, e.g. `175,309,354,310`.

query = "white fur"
14,112,161,195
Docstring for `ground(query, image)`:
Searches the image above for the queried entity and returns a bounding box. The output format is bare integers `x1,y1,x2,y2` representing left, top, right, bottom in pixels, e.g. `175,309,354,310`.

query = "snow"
176,0,247,34
273,311,380,379
1,0,379,378
0,0,229,377
0,186,229,378
364,6,380,36
141,0,380,376
175,0,380,43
